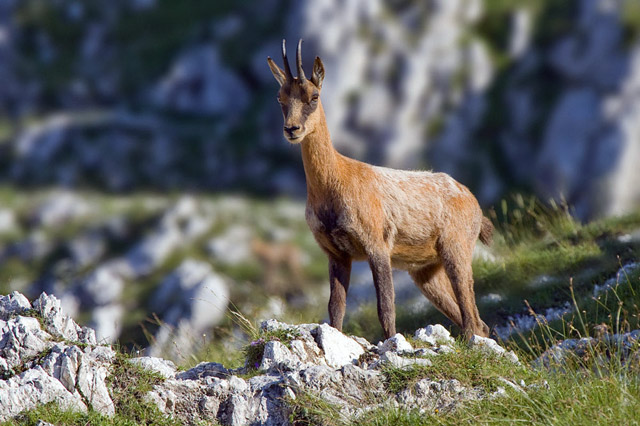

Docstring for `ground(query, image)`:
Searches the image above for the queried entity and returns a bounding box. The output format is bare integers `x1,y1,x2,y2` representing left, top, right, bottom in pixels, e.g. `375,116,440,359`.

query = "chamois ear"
311,56,325,90
267,57,286,87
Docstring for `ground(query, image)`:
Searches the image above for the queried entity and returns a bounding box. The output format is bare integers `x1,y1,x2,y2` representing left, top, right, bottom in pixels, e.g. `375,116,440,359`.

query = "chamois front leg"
328,256,352,332
368,252,396,338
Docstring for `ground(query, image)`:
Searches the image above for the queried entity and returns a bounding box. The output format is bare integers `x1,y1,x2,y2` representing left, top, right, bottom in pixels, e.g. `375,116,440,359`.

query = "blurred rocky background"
0,0,639,361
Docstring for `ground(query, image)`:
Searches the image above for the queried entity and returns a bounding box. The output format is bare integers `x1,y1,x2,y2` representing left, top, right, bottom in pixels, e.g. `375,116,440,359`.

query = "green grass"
354,370,640,425
243,325,302,372
287,388,345,426
382,340,536,394
341,269,640,425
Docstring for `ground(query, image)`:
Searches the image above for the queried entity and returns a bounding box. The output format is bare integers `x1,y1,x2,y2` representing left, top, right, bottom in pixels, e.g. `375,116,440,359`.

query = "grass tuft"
242,326,302,372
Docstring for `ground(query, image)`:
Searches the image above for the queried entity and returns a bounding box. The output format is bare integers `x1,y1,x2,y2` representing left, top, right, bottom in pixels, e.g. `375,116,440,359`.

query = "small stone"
377,333,413,354
414,325,454,346
259,340,299,371
470,335,519,363
351,335,375,350
381,352,432,369
177,362,229,380
414,348,438,357
0,292,32,320
436,345,455,354
470,335,505,354
130,357,177,379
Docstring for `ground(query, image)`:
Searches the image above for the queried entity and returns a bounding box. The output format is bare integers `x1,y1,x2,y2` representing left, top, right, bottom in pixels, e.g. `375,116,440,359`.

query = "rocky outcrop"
0,291,524,425
0,292,114,421
139,318,520,425
1,0,640,217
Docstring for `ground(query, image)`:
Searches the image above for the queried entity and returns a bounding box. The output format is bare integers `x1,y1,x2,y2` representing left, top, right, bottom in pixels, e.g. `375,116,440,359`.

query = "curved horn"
296,39,306,81
281,39,293,81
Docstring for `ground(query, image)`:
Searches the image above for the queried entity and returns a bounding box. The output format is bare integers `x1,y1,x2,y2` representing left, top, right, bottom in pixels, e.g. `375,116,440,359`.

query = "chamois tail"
479,216,494,246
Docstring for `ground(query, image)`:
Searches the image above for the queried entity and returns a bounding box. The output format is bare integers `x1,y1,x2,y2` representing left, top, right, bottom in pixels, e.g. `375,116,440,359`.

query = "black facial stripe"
302,102,317,115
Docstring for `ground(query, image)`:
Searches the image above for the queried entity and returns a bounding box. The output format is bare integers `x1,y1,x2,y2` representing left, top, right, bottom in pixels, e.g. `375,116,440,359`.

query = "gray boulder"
0,292,114,421
33,292,96,344
130,357,177,380
152,45,250,117
0,291,31,320
315,323,366,368
0,316,52,374
0,367,87,421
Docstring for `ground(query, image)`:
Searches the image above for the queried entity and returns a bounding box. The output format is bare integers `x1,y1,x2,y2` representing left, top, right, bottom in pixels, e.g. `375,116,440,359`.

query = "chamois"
267,40,492,339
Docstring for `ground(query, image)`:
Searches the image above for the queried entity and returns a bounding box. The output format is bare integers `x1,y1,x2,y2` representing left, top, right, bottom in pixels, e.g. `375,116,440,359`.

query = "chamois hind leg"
368,252,396,339
409,263,463,329
328,256,352,332
437,238,488,339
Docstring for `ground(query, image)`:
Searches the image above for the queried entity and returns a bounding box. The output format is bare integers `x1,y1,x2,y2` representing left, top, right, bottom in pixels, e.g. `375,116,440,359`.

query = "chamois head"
267,39,325,144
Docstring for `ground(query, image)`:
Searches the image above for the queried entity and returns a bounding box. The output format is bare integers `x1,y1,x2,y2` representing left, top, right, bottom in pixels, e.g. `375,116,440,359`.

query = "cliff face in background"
0,0,639,218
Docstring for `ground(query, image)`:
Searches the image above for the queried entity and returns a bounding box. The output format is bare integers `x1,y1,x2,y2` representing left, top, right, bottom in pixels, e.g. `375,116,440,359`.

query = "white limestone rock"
33,292,96,344
381,351,432,369
0,291,31,320
0,366,87,422
314,323,365,368
130,356,177,379
76,356,115,416
0,316,52,373
0,209,16,234
40,343,116,416
470,335,519,364
377,333,413,354
259,340,300,371
414,324,455,346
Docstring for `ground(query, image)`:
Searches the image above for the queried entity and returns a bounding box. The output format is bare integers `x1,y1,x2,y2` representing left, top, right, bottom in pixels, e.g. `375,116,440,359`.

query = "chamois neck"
300,102,340,193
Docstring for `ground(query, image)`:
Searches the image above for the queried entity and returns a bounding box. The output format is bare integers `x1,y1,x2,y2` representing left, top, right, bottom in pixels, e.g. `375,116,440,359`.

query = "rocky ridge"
0,291,528,425
1,0,640,218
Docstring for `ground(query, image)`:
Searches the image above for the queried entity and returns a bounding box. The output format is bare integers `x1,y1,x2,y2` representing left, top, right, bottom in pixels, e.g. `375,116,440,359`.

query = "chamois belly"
390,238,439,270
306,206,366,259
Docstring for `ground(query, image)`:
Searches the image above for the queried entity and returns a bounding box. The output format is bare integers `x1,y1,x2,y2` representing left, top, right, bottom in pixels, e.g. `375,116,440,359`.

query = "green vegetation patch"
286,388,345,426
382,341,537,394
354,369,640,426
243,326,302,372
106,353,182,426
